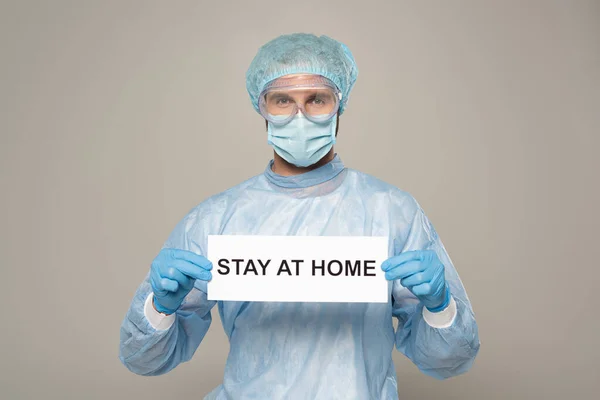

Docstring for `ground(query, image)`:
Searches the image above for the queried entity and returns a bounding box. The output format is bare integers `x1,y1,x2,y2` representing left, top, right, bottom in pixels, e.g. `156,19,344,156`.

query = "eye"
308,96,328,106
269,95,294,108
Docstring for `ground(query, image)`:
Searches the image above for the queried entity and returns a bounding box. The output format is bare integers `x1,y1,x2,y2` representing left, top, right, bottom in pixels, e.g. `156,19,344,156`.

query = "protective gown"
119,155,480,399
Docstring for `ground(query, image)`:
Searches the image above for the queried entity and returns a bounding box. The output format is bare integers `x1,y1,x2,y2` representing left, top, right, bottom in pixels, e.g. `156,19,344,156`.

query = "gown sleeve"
392,205,481,379
119,209,217,376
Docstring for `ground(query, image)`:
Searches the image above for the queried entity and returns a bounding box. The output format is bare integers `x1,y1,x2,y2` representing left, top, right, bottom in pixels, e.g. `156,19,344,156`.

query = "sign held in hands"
206,235,389,303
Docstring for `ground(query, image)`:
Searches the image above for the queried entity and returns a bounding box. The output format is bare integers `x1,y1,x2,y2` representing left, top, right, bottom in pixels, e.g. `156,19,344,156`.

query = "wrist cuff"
144,293,176,331
422,295,457,329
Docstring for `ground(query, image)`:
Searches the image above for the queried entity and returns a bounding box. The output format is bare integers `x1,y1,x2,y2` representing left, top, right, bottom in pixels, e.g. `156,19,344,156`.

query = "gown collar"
263,154,345,188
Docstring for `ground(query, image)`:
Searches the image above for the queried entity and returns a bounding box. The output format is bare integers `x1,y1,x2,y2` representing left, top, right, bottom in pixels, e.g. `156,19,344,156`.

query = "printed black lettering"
291,259,303,276
244,259,258,275
217,259,230,275
277,260,292,276
364,260,376,276
328,260,343,276
345,260,361,276
232,259,244,275
312,260,325,276
258,259,271,275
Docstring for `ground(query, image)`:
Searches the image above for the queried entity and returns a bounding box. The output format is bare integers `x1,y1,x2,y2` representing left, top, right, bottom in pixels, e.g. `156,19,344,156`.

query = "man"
119,33,480,399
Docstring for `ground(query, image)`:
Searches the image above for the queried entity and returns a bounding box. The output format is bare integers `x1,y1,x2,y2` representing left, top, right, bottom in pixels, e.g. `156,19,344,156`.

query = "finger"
160,278,179,293
166,248,212,270
159,264,190,285
170,259,213,281
154,263,194,292
381,251,424,271
150,263,162,286
150,273,161,294
385,260,427,281
151,273,171,295
411,282,434,297
400,266,437,287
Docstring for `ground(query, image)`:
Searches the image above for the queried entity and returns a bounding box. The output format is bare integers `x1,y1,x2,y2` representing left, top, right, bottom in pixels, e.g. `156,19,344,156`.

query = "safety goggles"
258,75,342,125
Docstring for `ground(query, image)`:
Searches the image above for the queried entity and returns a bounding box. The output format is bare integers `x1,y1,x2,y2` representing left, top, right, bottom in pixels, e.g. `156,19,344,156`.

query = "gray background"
1,1,598,399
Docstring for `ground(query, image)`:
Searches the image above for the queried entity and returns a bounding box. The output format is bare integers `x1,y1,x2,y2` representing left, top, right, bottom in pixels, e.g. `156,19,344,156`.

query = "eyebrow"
267,93,293,100
266,90,334,103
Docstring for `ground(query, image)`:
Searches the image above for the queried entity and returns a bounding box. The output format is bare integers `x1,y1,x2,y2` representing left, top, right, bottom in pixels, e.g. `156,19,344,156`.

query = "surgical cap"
246,33,359,115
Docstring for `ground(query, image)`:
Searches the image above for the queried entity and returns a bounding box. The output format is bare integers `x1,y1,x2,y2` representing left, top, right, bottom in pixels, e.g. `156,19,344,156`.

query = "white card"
206,235,389,303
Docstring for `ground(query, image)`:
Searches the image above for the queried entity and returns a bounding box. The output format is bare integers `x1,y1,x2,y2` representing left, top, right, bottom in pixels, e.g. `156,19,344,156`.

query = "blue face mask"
267,113,337,167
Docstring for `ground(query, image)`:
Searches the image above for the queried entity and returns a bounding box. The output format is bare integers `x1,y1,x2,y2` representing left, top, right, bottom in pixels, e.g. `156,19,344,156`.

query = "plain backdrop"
1,1,599,399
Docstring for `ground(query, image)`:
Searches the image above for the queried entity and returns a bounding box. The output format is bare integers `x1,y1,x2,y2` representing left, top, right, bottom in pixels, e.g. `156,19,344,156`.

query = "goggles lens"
259,75,341,125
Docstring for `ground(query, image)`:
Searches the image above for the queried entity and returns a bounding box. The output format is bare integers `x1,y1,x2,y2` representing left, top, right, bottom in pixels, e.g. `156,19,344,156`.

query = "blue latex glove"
149,248,213,315
381,250,450,312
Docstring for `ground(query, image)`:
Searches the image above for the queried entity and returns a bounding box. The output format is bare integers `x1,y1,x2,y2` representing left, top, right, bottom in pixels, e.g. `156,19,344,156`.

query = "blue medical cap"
246,33,359,115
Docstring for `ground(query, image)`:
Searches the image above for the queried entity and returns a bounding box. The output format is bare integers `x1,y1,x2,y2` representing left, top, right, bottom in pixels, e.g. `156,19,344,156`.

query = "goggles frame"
258,75,342,125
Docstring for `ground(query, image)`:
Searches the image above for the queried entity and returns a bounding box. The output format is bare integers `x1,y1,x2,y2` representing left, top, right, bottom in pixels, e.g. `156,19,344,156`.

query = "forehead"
263,73,337,92
272,73,321,84
266,88,335,100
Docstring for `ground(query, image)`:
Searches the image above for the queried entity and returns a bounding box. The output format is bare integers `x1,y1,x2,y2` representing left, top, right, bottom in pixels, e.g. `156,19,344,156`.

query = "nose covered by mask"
267,113,336,167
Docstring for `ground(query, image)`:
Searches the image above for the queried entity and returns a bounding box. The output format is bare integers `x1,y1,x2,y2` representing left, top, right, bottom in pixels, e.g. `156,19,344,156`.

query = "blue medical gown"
119,155,480,399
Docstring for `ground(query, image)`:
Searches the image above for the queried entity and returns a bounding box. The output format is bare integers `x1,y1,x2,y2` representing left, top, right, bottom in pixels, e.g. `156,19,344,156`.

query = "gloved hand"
150,248,213,315
381,250,450,312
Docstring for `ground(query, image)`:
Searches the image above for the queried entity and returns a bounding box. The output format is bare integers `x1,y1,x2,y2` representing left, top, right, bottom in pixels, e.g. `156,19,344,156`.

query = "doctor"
119,33,480,399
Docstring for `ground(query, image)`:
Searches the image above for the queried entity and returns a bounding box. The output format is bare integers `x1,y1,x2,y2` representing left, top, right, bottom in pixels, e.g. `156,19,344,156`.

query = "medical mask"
267,113,337,167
